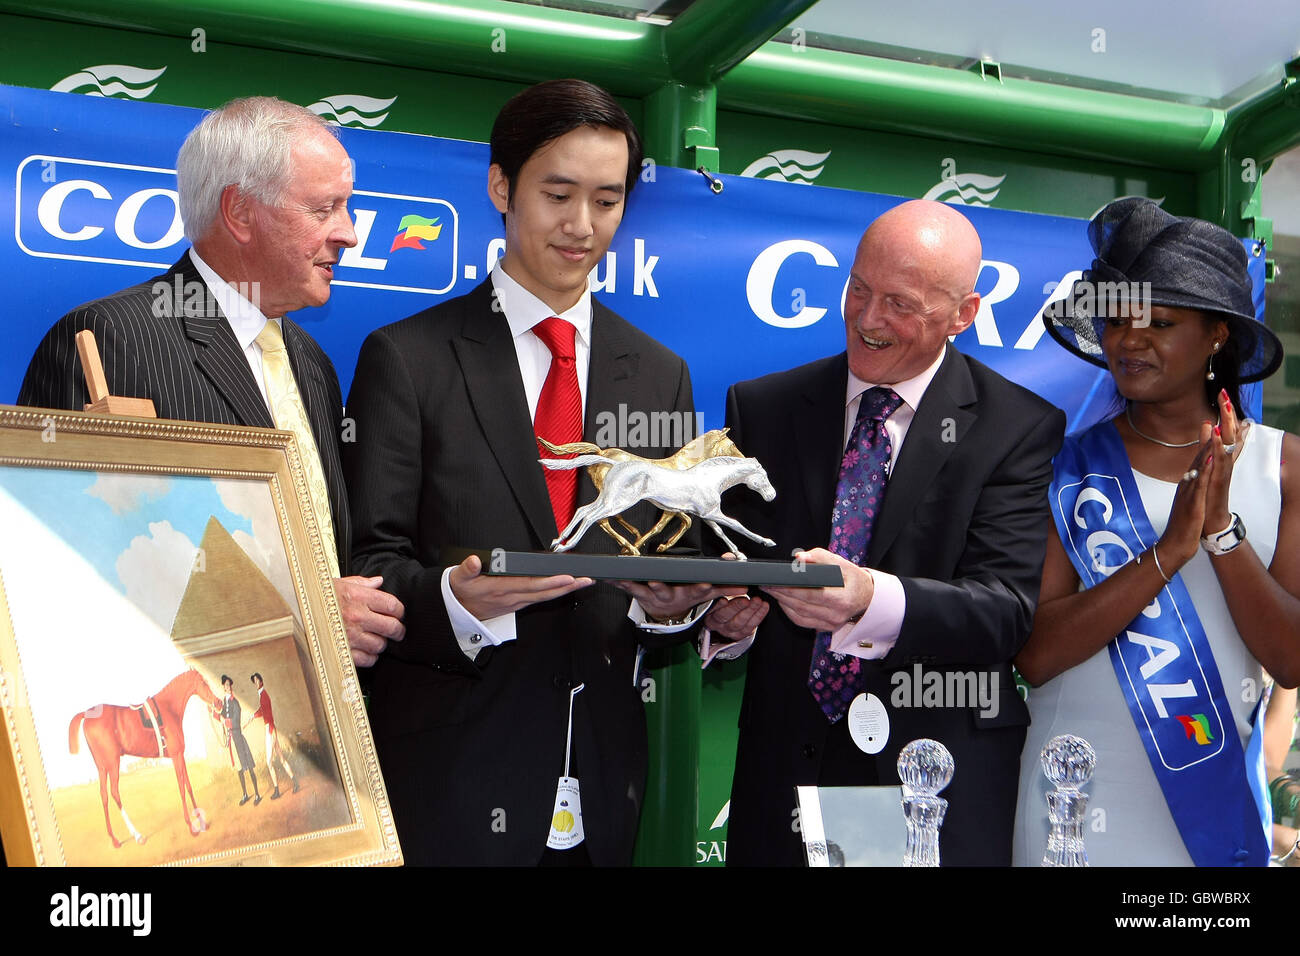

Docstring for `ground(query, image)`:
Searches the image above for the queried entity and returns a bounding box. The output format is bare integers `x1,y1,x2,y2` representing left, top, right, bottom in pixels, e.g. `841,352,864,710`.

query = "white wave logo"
922,172,1007,207
307,94,397,128
740,148,831,185
50,64,166,99
710,800,730,830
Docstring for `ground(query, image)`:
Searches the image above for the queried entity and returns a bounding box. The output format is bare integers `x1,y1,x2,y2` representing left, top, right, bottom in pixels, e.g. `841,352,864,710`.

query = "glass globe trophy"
897,738,954,867
1040,734,1096,867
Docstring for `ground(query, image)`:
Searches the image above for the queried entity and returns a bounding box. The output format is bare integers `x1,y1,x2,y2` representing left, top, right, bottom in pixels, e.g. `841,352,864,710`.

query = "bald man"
705,200,1066,866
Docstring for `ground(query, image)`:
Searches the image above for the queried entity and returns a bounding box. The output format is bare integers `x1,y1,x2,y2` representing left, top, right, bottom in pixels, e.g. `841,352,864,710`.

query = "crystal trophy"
897,738,954,867
1040,734,1096,867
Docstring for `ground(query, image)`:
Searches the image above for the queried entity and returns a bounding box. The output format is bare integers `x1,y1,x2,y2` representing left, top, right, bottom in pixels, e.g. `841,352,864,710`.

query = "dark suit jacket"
16,252,351,571
343,279,698,866
724,346,1065,866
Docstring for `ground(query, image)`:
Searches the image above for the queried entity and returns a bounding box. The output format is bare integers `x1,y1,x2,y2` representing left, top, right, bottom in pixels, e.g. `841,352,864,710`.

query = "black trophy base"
448,548,843,588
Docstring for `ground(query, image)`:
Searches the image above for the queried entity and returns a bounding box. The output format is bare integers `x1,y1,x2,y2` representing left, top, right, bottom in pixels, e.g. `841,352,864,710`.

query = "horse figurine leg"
553,505,606,552
704,520,749,560
653,512,693,552
597,518,641,555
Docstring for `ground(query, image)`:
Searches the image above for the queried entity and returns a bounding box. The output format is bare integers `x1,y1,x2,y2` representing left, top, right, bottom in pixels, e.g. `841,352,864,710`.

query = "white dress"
1013,422,1283,867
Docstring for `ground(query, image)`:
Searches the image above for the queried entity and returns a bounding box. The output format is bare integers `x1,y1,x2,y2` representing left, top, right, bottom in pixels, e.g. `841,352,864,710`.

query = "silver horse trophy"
538,428,777,559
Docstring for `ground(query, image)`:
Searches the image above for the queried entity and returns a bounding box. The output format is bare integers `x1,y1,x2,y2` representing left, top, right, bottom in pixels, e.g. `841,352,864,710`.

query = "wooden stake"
75,330,157,417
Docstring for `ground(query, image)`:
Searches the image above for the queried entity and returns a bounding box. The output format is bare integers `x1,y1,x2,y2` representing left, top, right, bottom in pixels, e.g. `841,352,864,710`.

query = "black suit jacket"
724,346,1065,866
343,279,698,866
16,253,351,571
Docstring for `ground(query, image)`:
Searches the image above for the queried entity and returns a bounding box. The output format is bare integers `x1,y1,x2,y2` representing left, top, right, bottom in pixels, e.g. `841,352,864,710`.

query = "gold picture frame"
0,406,401,866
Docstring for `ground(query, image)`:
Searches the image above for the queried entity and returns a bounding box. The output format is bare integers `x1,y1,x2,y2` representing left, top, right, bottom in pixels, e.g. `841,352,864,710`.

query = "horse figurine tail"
538,454,609,472
538,437,603,456
69,712,85,754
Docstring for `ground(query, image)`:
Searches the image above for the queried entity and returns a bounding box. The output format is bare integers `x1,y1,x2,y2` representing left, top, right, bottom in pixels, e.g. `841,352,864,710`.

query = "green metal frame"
9,0,1299,232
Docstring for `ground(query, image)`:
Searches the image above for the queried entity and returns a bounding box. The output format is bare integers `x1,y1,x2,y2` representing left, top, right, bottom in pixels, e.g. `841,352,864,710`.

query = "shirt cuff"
627,598,712,633
827,570,905,659
440,565,517,661
699,627,756,668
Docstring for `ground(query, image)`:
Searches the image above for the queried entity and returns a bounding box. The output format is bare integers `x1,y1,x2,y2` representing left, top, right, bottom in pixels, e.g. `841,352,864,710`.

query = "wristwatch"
1201,513,1246,556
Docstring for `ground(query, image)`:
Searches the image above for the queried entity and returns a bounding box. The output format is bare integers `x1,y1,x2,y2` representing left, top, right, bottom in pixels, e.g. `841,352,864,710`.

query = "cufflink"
470,634,482,644
857,641,872,649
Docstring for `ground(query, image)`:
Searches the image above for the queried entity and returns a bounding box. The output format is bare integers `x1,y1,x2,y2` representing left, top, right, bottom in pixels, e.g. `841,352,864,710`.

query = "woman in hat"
1013,197,1299,867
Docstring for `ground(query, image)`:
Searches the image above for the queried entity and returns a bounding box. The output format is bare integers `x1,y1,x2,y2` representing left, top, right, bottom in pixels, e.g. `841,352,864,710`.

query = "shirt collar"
490,260,592,349
188,248,277,351
845,345,948,413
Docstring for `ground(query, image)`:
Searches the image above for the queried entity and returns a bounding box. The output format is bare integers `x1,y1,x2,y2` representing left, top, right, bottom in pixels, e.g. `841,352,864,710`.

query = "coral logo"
390,214,442,252
50,65,166,100
15,156,186,268
923,171,1007,207
16,155,459,294
740,149,831,185
1175,714,1215,746
307,94,397,128
338,191,458,294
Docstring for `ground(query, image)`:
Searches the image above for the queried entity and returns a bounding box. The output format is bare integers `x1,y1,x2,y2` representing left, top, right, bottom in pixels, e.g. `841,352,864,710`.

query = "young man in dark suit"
344,79,728,865
18,97,404,668
705,200,1066,866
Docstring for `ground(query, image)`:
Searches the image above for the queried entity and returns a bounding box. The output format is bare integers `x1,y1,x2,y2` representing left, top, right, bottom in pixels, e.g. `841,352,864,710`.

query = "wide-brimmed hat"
1043,197,1282,383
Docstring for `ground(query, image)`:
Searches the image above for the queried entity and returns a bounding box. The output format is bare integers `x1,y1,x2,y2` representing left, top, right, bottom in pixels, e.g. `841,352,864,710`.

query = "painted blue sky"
0,466,253,595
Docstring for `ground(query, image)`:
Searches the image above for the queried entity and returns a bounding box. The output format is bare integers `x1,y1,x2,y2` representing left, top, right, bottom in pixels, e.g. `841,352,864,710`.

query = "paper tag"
545,776,585,850
848,693,888,755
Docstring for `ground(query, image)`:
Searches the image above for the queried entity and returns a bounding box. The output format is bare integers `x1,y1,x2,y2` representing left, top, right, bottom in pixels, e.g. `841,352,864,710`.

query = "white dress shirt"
441,262,705,661
701,346,948,666
188,248,281,405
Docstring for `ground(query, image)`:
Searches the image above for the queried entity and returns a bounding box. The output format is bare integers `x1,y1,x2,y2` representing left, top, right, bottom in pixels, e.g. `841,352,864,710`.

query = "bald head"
859,200,983,302
843,200,984,384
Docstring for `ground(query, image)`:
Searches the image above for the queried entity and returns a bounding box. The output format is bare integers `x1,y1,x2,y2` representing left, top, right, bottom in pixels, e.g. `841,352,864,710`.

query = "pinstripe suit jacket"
17,252,351,571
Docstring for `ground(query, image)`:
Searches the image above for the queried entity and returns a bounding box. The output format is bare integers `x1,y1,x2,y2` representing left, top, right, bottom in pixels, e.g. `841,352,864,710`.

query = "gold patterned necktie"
255,321,340,578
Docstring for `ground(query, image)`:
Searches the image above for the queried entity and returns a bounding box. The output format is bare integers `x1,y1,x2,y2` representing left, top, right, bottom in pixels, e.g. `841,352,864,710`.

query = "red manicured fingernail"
1219,388,1228,400
1214,425,1221,436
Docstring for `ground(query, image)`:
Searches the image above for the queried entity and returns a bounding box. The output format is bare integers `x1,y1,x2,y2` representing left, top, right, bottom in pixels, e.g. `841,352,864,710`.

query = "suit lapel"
283,320,328,419
800,353,849,539
453,282,558,546
583,300,638,506
868,345,976,564
175,254,274,428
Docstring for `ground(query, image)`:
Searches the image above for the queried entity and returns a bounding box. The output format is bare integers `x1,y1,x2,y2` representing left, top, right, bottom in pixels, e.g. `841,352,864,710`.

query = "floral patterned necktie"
808,386,903,722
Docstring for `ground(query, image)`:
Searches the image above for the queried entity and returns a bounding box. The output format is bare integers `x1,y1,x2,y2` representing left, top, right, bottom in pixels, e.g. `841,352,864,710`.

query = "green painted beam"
1213,65,1300,237
633,79,718,867
719,43,1228,171
0,0,671,94
663,0,816,85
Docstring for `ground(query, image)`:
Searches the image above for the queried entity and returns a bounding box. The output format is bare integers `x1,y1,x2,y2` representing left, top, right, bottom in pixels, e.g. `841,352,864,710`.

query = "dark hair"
221,674,232,687
1207,315,1243,414
490,78,643,205
250,672,263,684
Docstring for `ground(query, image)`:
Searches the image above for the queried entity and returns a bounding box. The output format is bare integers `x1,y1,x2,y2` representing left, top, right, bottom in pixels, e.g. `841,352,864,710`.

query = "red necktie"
532,317,583,530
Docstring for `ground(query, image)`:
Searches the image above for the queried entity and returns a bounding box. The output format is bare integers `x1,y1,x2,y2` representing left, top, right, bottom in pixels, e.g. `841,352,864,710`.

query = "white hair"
177,96,335,241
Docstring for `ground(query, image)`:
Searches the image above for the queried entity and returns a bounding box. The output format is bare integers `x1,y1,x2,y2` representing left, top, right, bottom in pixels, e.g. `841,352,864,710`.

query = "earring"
1206,341,1220,381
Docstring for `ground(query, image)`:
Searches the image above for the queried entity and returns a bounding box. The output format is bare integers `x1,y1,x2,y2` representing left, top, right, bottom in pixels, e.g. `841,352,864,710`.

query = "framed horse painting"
0,406,401,866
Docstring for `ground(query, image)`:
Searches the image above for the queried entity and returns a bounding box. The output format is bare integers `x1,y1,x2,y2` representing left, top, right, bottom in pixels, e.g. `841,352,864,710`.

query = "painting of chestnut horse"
68,668,220,848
